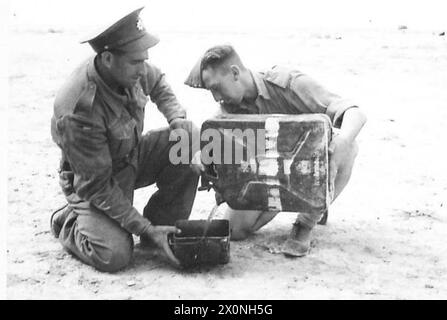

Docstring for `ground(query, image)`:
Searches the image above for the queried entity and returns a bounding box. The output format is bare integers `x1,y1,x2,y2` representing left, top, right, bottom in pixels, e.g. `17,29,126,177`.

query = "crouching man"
185,44,366,257
50,8,199,272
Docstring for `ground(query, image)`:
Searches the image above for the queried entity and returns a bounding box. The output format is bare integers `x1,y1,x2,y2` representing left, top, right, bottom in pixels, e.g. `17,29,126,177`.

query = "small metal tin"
168,219,230,268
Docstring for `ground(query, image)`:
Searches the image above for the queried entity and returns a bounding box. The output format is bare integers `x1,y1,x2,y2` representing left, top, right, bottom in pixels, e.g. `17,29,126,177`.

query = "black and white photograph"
1,0,446,302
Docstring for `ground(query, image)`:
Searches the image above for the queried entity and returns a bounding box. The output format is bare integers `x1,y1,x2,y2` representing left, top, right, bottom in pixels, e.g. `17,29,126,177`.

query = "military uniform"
51,8,198,272
185,61,359,229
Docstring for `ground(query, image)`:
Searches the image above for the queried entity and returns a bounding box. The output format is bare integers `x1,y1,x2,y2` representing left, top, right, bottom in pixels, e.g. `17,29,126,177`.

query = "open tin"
168,219,230,268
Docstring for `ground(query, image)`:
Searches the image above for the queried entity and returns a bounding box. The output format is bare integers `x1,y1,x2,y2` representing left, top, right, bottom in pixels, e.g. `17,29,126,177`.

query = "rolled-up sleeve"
143,63,186,123
56,113,151,235
290,74,358,128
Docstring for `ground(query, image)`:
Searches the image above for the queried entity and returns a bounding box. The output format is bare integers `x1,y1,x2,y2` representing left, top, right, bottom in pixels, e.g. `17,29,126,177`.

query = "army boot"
50,204,71,238
281,221,312,257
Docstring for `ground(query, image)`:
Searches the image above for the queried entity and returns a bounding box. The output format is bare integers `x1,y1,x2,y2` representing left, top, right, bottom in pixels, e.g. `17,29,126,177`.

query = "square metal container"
168,219,230,268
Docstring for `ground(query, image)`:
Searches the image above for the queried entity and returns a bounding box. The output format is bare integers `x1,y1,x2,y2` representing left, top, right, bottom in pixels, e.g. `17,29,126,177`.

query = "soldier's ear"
230,65,240,80
100,51,114,69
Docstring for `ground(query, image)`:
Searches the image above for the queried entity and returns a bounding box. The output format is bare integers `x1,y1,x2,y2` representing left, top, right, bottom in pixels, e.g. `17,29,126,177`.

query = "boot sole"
50,204,68,238
280,238,310,257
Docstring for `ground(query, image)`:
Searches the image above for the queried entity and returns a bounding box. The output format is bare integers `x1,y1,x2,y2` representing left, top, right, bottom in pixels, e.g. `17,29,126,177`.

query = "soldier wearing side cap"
50,8,200,272
185,44,367,257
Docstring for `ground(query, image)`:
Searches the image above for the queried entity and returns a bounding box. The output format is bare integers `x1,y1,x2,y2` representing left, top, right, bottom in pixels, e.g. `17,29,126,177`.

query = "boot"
50,204,70,238
281,222,312,257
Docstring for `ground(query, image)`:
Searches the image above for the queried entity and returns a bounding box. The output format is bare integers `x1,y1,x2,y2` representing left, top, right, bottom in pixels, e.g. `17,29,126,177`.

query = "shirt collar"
251,70,271,100
221,70,270,114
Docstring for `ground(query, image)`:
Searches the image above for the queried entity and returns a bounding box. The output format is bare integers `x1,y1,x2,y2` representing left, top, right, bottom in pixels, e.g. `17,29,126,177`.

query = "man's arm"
56,112,182,265
289,73,361,128
143,62,186,123
337,107,367,142
56,113,151,236
289,73,367,197
143,63,203,173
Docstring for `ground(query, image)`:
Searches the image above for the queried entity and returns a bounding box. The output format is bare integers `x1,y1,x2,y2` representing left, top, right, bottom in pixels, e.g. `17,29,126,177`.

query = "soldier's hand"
328,134,351,199
169,118,193,132
144,225,181,267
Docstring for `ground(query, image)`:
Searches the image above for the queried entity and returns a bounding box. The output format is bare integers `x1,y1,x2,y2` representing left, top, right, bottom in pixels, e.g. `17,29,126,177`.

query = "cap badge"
136,17,145,31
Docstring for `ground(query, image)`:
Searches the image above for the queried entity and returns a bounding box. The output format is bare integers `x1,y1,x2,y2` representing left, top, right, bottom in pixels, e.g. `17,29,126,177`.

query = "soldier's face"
202,66,245,106
110,50,148,88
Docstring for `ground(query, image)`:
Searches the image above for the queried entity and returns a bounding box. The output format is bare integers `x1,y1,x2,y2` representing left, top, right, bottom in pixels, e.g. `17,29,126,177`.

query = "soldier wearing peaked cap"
50,7,200,272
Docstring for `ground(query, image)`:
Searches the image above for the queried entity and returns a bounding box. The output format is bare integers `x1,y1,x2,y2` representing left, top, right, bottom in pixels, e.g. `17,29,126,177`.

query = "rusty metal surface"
200,114,332,213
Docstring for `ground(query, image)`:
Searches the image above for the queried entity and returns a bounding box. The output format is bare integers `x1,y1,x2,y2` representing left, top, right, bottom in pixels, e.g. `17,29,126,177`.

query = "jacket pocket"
108,116,137,159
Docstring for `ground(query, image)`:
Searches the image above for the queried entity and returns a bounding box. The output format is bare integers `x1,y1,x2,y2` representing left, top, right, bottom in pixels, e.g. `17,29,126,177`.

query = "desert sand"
6,22,447,299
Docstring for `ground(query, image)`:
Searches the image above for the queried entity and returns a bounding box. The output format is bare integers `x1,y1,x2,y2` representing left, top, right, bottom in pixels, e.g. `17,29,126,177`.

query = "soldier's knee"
93,235,133,273
225,208,262,240
335,141,359,182
340,141,359,170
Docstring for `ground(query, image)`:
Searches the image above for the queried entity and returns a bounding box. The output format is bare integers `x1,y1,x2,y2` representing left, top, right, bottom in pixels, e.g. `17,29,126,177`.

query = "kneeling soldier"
50,8,199,272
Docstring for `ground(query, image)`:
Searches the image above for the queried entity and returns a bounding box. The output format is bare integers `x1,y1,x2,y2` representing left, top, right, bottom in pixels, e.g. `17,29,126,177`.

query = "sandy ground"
6,25,447,299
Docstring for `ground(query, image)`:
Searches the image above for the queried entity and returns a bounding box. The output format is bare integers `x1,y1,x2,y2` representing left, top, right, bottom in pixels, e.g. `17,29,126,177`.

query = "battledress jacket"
51,56,186,236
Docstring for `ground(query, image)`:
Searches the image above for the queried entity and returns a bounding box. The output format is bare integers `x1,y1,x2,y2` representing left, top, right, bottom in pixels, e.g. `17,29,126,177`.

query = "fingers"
169,119,191,132
328,140,336,155
150,226,182,267
161,237,181,267
157,226,181,235
329,157,337,182
168,119,179,131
